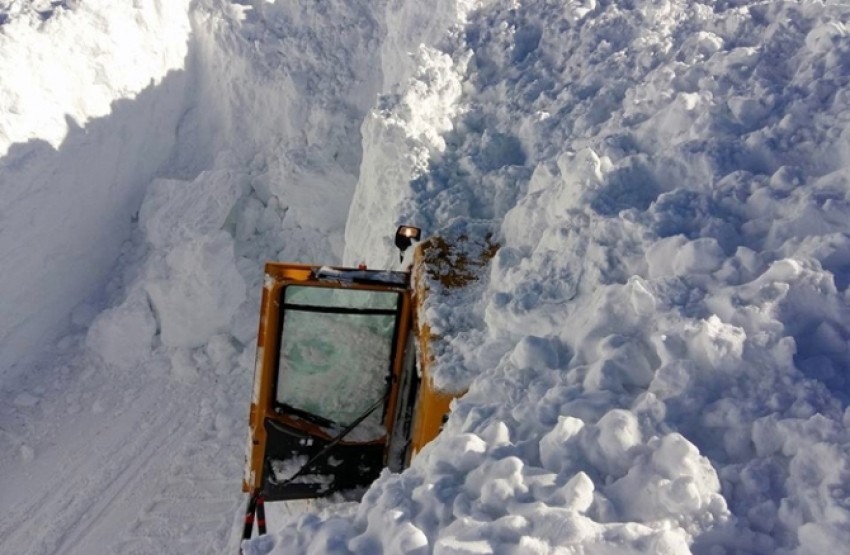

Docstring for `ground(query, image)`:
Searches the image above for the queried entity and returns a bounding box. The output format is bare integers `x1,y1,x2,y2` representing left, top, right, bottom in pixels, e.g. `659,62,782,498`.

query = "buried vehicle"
240,226,497,541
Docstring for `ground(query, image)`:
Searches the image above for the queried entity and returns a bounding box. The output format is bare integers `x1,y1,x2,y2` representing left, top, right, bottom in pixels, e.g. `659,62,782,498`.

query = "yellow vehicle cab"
240,227,488,543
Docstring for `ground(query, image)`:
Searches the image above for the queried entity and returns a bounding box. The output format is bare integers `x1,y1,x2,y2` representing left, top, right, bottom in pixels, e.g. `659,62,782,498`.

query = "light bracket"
394,226,422,262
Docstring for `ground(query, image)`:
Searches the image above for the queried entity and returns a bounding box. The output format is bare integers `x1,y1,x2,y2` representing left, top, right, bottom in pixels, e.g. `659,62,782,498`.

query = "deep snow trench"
3,1,850,555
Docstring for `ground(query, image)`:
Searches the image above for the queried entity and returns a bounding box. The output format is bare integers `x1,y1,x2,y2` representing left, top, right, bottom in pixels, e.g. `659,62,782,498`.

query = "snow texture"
2,0,850,554
282,0,850,554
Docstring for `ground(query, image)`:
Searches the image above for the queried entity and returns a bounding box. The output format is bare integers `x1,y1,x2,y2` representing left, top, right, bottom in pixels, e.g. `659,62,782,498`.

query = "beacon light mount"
394,225,422,262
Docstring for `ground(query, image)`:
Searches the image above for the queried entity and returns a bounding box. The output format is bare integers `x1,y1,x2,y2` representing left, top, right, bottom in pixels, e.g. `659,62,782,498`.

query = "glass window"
283,285,399,310
275,286,400,427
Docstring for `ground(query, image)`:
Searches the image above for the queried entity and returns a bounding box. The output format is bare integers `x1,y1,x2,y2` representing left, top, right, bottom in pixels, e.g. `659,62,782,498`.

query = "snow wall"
0,2,193,379
0,0,384,380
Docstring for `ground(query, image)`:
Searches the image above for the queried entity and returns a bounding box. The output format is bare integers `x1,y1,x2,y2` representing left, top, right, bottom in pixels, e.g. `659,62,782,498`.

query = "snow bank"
0,0,192,379
1,0,387,381
255,0,850,554
0,1,191,157
106,0,389,378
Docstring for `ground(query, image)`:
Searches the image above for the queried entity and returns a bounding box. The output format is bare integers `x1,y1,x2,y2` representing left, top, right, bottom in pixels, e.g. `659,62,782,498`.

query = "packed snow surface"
2,0,850,554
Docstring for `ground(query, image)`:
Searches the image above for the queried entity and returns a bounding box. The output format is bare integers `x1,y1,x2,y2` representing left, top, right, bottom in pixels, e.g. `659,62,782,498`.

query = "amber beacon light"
394,225,422,261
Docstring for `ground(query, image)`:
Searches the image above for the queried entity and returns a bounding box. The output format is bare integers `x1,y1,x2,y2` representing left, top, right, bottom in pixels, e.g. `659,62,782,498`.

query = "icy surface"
277,286,398,429
2,0,850,554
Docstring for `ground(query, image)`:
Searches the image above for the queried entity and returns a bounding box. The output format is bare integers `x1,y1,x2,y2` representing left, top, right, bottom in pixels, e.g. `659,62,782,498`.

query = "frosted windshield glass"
283,286,398,310
276,286,399,426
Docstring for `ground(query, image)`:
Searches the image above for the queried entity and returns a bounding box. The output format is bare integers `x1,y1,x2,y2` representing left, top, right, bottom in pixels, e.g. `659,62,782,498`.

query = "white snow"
0,0,193,380
2,0,850,554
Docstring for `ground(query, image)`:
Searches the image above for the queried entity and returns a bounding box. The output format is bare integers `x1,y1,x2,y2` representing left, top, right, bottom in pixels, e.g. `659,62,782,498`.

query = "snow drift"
0,0,193,379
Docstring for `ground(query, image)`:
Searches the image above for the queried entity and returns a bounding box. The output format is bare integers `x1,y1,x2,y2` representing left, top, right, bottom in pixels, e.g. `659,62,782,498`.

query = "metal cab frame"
242,262,442,501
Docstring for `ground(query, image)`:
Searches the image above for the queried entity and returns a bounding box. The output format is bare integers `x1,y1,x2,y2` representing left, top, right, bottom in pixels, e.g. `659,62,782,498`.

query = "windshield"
275,285,400,427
